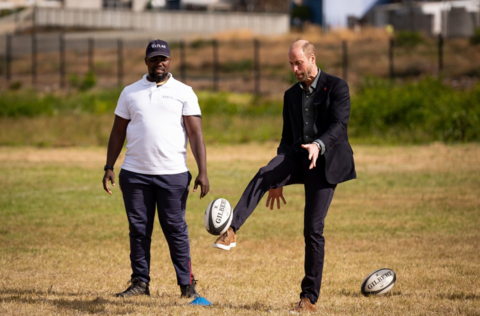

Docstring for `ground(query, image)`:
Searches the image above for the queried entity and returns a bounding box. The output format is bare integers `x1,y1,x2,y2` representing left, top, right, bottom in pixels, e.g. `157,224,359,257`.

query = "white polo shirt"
114,74,201,175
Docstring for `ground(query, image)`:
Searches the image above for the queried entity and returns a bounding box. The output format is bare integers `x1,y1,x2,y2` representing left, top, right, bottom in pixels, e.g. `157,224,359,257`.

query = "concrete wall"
132,0,148,12
64,0,102,10
34,7,290,37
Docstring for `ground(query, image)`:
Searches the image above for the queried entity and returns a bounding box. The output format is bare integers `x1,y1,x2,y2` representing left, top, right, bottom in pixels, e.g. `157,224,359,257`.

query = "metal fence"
0,32,479,95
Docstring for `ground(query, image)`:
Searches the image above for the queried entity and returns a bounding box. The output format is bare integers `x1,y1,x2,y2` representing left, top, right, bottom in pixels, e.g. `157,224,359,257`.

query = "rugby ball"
361,268,396,296
204,198,233,235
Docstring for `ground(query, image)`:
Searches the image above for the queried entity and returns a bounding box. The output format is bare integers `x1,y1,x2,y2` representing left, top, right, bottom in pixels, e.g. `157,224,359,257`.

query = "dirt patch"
1,143,479,173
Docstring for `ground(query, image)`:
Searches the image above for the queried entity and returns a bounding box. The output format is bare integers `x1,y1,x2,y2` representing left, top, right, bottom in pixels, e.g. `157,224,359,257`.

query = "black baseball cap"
146,39,170,58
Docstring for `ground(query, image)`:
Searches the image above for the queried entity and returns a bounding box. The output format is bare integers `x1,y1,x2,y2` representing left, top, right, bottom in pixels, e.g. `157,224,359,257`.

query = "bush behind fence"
1,77,479,144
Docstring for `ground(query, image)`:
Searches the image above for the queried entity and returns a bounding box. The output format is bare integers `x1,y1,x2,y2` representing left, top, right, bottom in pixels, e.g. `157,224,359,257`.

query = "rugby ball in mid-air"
204,198,233,235
361,268,396,296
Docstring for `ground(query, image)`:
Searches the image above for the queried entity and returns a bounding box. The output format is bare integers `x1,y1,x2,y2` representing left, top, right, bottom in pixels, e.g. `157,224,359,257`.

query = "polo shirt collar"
142,73,174,88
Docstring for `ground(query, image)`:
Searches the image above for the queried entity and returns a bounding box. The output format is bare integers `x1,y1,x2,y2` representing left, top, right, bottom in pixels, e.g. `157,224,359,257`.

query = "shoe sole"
115,293,150,298
212,242,236,250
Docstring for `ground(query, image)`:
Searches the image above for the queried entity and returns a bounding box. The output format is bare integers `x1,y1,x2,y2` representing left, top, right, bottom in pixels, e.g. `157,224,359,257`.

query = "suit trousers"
231,152,336,304
119,169,194,286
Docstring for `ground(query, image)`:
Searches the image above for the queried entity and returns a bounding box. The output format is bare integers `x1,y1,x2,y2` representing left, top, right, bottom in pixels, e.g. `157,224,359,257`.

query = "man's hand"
193,173,209,199
102,169,115,195
266,187,286,210
301,143,320,169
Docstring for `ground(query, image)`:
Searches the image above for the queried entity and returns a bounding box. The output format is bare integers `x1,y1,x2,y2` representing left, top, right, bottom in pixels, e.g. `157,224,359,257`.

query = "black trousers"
119,169,194,286
231,152,336,304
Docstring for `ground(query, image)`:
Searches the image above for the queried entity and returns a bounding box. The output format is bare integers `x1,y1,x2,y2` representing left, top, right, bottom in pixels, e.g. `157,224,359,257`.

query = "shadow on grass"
218,301,272,311
438,292,479,300
0,288,173,314
338,288,403,297
1,287,280,313
0,287,89,297
0,290,280,314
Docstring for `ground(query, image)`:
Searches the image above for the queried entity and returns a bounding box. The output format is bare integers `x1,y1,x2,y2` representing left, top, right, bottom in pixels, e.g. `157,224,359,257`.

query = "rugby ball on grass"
204,198,232,235
361,268,396,296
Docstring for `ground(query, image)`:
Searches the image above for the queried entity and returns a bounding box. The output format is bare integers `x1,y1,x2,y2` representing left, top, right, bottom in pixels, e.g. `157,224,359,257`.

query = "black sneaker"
180,275,200,298
115,277,150,298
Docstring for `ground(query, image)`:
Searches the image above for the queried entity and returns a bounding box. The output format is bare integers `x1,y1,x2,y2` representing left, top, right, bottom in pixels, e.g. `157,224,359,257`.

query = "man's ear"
144,57,148,66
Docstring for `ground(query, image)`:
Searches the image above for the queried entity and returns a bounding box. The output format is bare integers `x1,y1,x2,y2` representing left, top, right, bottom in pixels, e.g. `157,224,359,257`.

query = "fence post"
213,39,218,92
117,39,123,87
254,39,260,95
342,40,348,81
438,33,443,75
88,38,94,73
180,40,186,83
6,34,12,82
59,33,65,88
31,32,37,85
389,37,395,79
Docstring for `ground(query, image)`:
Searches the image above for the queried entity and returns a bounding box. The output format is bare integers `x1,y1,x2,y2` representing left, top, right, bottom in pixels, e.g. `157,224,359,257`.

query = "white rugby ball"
204,198,233,235
361,268,396,296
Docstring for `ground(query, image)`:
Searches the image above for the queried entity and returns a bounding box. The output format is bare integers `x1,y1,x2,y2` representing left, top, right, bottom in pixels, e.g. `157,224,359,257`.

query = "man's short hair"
301,41,316,58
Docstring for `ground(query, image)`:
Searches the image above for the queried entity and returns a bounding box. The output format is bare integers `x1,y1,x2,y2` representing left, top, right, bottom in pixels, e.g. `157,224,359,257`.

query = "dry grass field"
1,143,479,315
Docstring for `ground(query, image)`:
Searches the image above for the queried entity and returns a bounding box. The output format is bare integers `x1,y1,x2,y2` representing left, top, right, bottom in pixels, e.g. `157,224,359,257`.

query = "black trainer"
115,277,150,298
180,275,200,298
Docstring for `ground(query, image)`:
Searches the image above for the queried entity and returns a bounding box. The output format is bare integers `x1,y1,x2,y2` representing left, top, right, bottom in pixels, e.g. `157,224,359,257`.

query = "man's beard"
296,68,309,82
148,71,168,83
296,63,314,82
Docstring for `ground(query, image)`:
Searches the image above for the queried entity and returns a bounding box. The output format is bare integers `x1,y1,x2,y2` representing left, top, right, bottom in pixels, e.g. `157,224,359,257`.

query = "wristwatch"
104,165,114,172
312,141,321,150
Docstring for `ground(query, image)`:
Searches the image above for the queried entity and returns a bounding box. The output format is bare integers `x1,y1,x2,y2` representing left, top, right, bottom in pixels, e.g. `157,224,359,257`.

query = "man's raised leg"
213,154,301,250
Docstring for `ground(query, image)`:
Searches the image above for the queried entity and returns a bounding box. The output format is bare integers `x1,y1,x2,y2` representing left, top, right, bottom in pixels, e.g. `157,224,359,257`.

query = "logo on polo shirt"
152,44,166,48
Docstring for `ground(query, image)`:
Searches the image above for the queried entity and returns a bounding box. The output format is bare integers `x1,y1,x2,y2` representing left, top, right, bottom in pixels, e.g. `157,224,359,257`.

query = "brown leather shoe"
290,297,317,313
213,227,236,250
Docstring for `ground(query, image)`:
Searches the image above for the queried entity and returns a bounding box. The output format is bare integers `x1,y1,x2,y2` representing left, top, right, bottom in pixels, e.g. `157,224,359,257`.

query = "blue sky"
324,0,379,27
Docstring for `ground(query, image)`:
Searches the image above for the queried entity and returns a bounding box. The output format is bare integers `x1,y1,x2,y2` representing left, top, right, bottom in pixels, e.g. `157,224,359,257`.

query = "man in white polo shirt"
102,39,209,299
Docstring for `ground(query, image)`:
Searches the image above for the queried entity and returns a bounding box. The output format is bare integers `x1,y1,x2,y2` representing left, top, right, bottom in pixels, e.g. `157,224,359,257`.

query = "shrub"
220,59,253,73
0,90,53,117
394,31,424,48
8,81,22,91
470,28,480,45
284,71,298,85
80,71,96,91
350,77,480,142
190,39,212,49
68,74,80,88
1,78,479,144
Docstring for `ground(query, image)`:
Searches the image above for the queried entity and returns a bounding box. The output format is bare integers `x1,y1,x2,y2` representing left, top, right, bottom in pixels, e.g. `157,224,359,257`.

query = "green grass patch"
0,77,479,145
350,77,480,142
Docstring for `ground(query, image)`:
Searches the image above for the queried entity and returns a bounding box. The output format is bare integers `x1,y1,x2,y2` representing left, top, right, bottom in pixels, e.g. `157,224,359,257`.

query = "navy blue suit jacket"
277,71,356,184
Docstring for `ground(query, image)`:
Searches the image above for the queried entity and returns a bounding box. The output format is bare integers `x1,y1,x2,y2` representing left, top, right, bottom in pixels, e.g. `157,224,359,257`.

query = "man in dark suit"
213,40,356,312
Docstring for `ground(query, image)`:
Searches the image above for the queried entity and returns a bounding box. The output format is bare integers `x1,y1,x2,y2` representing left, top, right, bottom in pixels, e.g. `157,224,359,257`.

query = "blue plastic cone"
189,297,212,306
